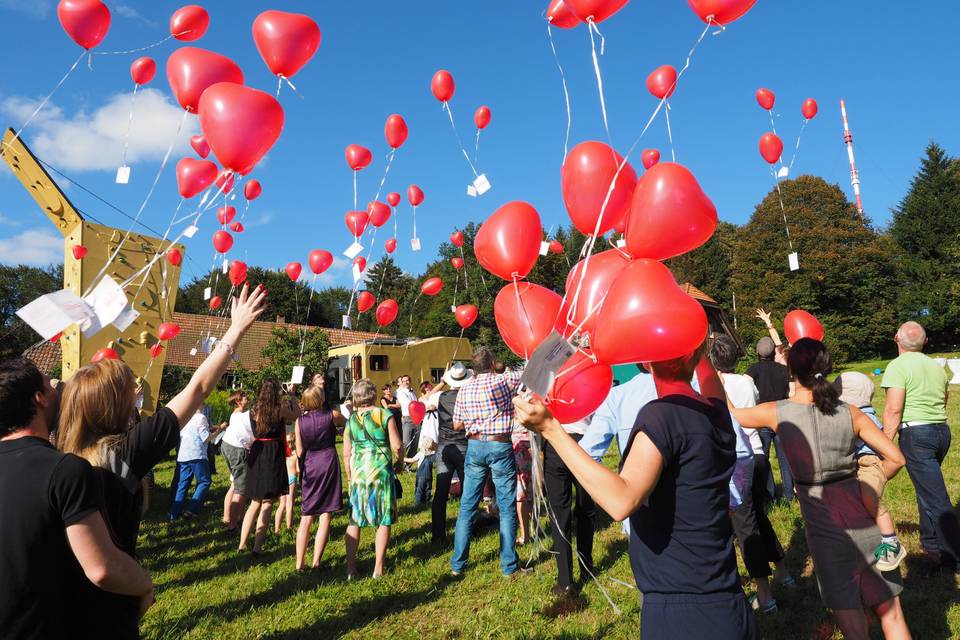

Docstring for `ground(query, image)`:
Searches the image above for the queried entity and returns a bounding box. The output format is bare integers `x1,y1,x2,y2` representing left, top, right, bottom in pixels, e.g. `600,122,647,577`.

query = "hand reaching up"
230,283,268,334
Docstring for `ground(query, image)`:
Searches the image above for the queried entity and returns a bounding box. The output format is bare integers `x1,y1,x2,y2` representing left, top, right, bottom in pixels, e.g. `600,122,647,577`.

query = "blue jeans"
414,454,435,508
758,428,793,500
899,423,960,566
170,459,212,518
451,440,519,575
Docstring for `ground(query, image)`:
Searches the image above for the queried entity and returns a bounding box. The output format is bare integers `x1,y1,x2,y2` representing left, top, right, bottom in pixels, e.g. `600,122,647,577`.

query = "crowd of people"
1,283,958,640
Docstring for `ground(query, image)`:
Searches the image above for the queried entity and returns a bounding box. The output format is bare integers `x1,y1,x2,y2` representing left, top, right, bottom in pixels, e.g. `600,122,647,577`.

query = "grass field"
139,363,960,639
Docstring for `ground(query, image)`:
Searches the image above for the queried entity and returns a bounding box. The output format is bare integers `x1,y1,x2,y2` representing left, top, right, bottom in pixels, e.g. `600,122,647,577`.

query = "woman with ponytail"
731,338,911,640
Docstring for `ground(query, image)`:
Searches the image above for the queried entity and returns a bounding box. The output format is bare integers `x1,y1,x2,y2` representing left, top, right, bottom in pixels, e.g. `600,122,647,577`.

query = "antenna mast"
840,99,864,214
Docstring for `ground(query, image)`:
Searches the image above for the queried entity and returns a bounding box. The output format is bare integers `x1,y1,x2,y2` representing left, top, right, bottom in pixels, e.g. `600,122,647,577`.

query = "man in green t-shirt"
881,321,960,571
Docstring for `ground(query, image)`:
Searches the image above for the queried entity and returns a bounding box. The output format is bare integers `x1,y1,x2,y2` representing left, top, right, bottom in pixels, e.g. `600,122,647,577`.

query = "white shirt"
221,410,254,449
419,391,442,446
722,373,763,455
397,387,418,417
177,412,211,462
561,416,592,436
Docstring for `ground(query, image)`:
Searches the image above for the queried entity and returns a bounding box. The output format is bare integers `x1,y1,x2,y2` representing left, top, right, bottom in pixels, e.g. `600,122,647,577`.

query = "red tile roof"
680,283,717,305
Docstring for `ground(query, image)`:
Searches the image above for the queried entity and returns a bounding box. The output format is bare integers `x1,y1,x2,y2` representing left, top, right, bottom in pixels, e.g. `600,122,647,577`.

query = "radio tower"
840,99,864,215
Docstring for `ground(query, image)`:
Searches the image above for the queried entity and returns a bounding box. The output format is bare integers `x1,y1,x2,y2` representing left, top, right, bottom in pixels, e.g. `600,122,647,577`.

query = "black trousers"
432,438,467,542
730,455,784,578
544,435,596,588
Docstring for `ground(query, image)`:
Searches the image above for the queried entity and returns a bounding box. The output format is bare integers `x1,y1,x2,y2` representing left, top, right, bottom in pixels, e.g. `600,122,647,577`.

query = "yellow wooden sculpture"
2,128,184,414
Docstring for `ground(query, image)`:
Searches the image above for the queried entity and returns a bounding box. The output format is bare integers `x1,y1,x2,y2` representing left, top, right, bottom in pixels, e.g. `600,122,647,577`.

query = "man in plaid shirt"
450,346,531,578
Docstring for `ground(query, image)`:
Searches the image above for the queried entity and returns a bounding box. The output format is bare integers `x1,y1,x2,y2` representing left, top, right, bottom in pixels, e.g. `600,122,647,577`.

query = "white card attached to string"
81,276,129,338
201,336,217,353
203,286,212,301
183,224,199,239
16,289,95,340
343,242,364,259
115,166,131,185
466,185,478,198
539,241,550,256
411,237,421,252
189,347,198,357
341,314,352,329
450,305,457,313
352,264,363,283
520,330,576,397
290,366,305,384
777,166,790,179
112,306,140,332
473,174,491,195
788,251,800,272
616,237,627,248
221,258,229,274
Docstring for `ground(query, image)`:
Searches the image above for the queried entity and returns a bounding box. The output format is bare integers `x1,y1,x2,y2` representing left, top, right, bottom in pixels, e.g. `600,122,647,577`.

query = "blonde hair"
351,378,377,408
301,385,325,411
58,359,137,467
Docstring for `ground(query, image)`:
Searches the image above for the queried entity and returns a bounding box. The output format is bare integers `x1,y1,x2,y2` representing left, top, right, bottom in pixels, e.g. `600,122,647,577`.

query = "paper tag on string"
473,174,491,195
539,241,550,256
341,314,352,329
202,336,217,353
16,289,95,340
81,276,129,337
788,251,800,271
115,166,131,184
112,306,140,332
290,366,305,384
777,166,790,179
343,242,363,259
466,185,478,198
183,225,198,238
222,258,229,274
520,330,576,397
616,237,627,248
203,287,211,300
352,264,363,283
411,237,421,252
189,347,198,356
450,305,457,313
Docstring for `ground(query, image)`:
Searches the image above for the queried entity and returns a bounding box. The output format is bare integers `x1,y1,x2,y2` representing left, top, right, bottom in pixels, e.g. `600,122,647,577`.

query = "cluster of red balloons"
544,0,756,29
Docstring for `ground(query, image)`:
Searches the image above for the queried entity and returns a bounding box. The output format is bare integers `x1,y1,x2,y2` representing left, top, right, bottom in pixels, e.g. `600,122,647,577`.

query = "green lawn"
139,372,960,639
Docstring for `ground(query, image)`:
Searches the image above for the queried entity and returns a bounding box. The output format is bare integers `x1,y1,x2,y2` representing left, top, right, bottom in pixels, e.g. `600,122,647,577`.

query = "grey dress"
776,400,903,609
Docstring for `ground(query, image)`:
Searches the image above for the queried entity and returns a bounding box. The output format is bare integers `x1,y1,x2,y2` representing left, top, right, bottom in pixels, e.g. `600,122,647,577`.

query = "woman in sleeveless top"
732,339,911,640
239,378,300,555
294,385,346,571
343,378,402,579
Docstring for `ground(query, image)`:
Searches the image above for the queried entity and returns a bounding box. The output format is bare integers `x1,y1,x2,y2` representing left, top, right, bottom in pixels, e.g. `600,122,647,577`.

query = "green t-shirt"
881,352,948,423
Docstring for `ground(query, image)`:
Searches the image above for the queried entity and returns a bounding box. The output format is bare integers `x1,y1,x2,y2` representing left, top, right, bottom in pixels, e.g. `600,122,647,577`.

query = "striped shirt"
453,371,523,436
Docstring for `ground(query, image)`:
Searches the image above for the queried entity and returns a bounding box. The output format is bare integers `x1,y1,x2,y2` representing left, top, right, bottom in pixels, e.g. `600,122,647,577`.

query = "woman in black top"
57,284,268,638
238,377,300,554
515,342,757,640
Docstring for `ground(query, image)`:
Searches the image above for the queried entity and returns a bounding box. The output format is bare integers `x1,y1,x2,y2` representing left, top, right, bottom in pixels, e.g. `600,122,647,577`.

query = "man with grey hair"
882,320,960,572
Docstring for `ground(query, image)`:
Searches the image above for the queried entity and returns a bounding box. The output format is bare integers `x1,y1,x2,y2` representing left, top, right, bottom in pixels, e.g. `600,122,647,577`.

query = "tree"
0,263,63,361
241,326,331,390
731,175,897,363
889,142,960,349
666,220,737,315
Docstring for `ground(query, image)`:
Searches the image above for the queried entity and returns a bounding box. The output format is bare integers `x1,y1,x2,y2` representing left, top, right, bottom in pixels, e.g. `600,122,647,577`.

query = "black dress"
245,414,288,500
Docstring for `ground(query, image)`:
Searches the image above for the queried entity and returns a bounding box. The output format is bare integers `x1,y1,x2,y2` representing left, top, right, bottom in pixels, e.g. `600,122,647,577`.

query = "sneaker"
748,594,778,614
875,541,907,572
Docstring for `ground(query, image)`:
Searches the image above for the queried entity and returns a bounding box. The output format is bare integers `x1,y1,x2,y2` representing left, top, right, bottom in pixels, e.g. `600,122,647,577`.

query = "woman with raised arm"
57,283,267,638
730,338,910,640
514,341,757,640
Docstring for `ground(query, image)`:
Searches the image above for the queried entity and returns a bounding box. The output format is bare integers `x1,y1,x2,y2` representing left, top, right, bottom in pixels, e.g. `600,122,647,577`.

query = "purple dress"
299,410,343,515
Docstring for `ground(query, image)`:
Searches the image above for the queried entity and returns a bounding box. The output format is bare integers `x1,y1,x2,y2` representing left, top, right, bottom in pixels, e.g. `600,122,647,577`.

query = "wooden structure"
2,129,183,413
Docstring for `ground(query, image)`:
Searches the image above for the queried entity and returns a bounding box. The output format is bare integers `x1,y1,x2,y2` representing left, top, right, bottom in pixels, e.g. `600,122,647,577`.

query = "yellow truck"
326,336,472,403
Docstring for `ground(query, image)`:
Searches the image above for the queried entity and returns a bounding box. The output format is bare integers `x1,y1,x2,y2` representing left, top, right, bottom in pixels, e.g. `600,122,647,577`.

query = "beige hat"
442,362,474,388
833,371,875,408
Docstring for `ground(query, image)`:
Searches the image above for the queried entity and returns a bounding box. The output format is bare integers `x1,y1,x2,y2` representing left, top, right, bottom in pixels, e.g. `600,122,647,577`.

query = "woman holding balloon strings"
514,341,758,640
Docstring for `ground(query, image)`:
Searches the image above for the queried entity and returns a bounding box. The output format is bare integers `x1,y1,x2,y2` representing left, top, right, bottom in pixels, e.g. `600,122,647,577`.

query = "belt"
901,421,947,429
467,433,511,443
794,472,855,488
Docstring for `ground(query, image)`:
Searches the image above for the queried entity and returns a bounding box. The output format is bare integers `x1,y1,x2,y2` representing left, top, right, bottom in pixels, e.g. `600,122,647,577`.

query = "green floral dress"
347,407,397,527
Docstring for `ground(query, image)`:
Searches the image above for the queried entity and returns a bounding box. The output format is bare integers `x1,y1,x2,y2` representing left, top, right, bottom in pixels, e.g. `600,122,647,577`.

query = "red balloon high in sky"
199,83,284,176
58,0,111,50
646,65,678,100
474,201,542,281
170,5,208,41
384,114,408,149
130,57,155,85
166,47,243,112
431,70,455,102
252,10,321,79
561,141,636,236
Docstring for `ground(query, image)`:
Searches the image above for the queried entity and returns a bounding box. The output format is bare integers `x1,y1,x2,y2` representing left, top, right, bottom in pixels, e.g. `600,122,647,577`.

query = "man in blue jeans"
450,347,531,578
882,321,960,572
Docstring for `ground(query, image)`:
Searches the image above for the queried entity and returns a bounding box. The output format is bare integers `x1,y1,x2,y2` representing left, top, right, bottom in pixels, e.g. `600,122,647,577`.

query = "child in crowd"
275,431,299,533
834,371,907,571
405,436,437,508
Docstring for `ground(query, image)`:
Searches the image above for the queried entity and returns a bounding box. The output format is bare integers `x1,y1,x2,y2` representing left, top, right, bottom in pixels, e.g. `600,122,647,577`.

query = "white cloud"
246,212,274,228
0,0,52,19
317,256,351,285
114,3,157,26
1,89,199,172
0,212,23,226
0,228,62,266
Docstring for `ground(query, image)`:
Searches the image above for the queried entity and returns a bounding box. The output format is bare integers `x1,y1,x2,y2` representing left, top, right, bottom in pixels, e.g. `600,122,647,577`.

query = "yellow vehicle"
327,336,472,403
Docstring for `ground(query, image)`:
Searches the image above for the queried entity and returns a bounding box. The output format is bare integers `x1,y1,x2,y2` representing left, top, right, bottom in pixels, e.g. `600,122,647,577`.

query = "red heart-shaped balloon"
494,282,567,357
408,400,426,425
368,200,391,228
357,291,376,313
546,0,581,28
407,184,424,207
190,134,210,159
687,0,757,25
455,304,479,329
549,240,564,254
624,162,717,261
384,238,397,254
308,249,333,275
376,299,399,327
345,144,372,171
228,260,247,286
474,106,491,130
421,277,443,296
564,248,631,337
756,87,775,111
244,179,262,200
563,0,629,23
176,157,217,198
641,149,660,169
431,70,455,102
475,201,542,281
561,141,636,236
166,47,243,112
387,192,401,207
91,347,119,363
384,114,408,149
170,5,208,41
451,257,464,270
285,261,302,281
209,295,222,310
58,0,111,50
212,230,233,254
450,230,464,247
546,350,613,423
158,322,181,341
71,244,88,260
149,343,164,358
229,222,244,233
759,132,783,164
166,247,183,266
130,56,155,86
345,211,369,238
646,64,678,100
216,205,236,226
783,310,825,344
353,256,367,273
592,259,708,364
252,10,321,78
802,98,818,120
199,83,284,176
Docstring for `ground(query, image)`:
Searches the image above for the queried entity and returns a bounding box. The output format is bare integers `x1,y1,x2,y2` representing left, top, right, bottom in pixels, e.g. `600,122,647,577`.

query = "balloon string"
771,167,794,252
299,274,318,362
787,118,809,171
130,197,184,304
586,19,613,147
442,102,479,178
768,108,778,137
92,32,186,56
665,100,676,162
546,23,572,162
353,170,358,210
87,108,190,297
512,276,534,361
452,270,459,308
459,245,469,290
119,84,140,169
2,50,85,155
474,128,481,168
412,205,418,240
374,149,396,201
451,326,466,363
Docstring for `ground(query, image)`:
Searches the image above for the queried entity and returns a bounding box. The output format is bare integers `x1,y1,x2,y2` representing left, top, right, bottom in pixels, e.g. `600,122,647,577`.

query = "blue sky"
1,1,957,290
